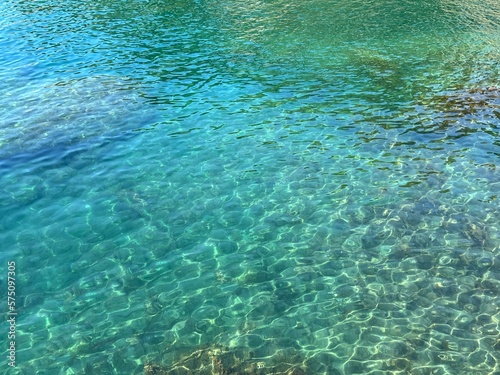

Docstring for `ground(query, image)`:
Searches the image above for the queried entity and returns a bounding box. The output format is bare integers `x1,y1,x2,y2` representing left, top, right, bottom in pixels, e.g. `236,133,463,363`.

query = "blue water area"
1,0,500,374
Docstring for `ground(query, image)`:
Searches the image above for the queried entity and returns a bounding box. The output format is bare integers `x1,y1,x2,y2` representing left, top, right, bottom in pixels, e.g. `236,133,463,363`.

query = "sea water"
0,0,499,374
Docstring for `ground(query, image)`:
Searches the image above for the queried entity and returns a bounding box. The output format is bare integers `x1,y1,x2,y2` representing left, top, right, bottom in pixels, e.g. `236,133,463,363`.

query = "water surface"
1,0,500,374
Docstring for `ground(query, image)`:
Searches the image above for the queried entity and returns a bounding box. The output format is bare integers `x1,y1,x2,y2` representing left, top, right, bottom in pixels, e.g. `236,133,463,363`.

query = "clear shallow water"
1,0,500,374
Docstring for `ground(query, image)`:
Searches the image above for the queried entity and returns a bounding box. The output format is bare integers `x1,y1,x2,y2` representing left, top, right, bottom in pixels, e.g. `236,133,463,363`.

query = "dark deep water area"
1,0,500,374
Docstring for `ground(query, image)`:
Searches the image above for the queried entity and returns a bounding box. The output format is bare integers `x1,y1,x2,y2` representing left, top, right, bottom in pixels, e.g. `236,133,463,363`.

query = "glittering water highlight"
0,0,500,374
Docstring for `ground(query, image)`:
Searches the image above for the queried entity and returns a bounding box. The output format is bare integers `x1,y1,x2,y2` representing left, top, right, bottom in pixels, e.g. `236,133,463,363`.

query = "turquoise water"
1,0,500,373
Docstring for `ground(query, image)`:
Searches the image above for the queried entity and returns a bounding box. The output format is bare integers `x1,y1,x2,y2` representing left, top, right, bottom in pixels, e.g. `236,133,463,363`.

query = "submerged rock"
428,86,500,116
0,75,158,162
144,344,309,375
